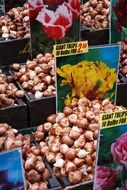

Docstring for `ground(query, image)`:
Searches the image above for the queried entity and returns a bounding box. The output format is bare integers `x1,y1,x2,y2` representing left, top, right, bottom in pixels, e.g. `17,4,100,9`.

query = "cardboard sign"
0,148,26,190
29,0,80,57
94,106,127,190
56,45,120,112
53,41,88,57
99,110,127,129
110,0,127,43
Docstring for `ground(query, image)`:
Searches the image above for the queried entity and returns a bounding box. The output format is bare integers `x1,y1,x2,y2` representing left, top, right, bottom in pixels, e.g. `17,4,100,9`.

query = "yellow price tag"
99,110,127,129
53,41,88,57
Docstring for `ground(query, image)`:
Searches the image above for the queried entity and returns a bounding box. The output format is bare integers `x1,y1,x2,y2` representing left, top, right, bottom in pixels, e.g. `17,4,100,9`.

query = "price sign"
99,110,127,129
76,41,88,54
53,41,88,57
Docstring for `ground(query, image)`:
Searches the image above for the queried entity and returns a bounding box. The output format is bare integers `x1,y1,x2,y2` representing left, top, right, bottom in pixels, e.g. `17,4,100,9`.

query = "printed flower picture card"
28,0,80,56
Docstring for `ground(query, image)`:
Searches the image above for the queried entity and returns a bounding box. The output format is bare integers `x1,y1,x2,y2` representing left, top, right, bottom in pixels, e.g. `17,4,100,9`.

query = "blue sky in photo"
96,45,120,68
57,45,120,70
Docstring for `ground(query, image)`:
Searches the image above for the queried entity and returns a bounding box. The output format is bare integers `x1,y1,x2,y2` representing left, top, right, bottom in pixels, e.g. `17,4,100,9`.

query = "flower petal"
55,4,72,29
65,0,80,19
28,0,44,21
36,4,73,39
43,25,65,39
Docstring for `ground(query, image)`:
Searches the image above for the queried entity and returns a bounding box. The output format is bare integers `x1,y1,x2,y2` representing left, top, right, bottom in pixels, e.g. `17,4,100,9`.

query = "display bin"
0,69,28,129
116,83,127,107
4,0,27,12
0,38,31,66
46,164,93,190
18,127,62,190
33,132,93,190
26,94,56,127
0,99,28,129
9,68,56,127
80,28,109,45
64,181,93,190
44,160,62,190
43,161,93,190
57,177,93,190
31,127,93,190
18,127,35,135
15,80,56,127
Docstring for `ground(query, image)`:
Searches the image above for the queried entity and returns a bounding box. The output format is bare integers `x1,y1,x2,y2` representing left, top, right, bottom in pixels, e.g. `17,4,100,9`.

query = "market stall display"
11,53,56,126
0,0,31,65
12,53,55,99
80,0,110,45
0,123,61,190
0,93,125,189
0,72,25,108
0,3,30,40
0,0,127,190
80,0,110,30
0,71,28,129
